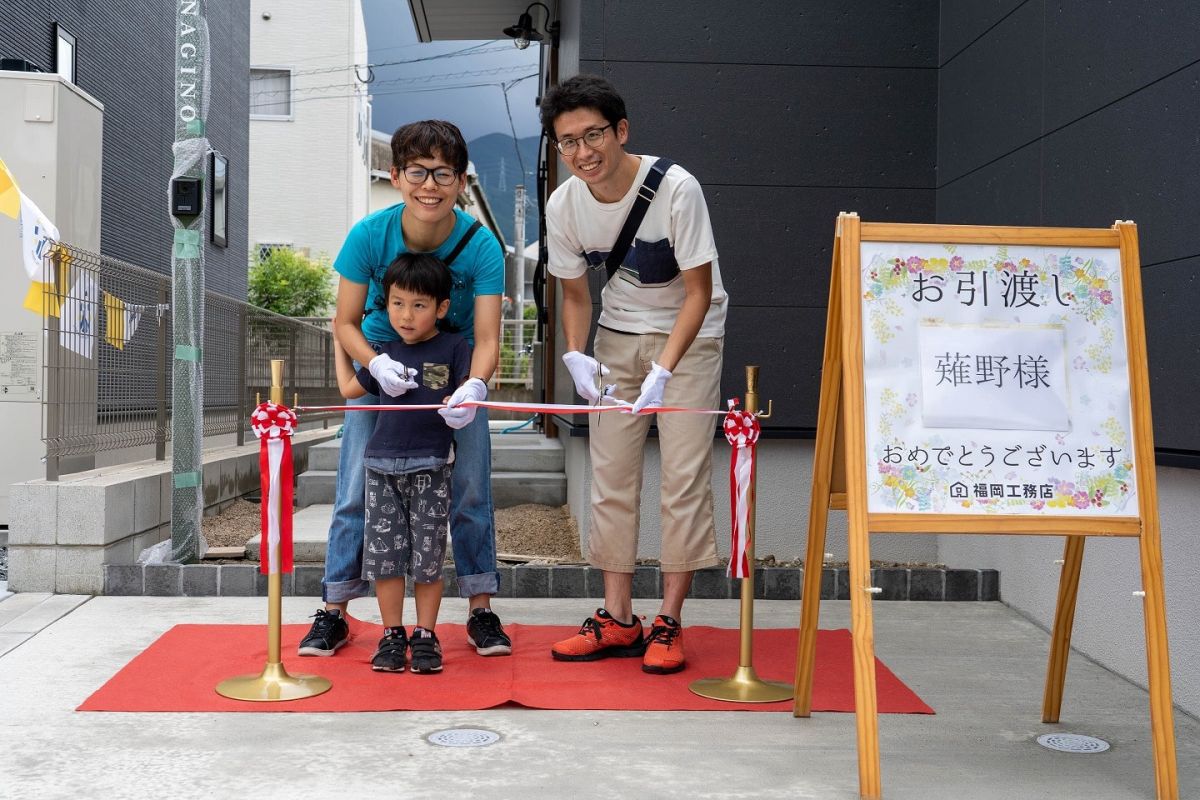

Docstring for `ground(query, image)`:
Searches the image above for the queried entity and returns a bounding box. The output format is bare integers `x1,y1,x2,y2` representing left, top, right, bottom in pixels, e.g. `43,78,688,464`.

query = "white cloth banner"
18,191,58,280
60,271,98,359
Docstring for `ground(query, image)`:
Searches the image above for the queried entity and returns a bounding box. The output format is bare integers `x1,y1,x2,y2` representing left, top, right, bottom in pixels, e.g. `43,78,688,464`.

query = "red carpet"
78,617,932,714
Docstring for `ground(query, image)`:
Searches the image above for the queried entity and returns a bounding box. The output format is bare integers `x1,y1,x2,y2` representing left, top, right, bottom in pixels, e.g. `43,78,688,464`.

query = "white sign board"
860,242,1138,516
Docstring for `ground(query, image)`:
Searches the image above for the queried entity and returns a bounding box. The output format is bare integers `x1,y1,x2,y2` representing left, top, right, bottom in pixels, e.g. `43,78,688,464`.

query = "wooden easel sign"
792,214,1178,800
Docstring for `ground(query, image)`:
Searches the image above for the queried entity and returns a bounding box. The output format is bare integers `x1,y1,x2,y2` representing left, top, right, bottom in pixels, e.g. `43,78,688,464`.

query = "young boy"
333,252,472,674
542,75,728,674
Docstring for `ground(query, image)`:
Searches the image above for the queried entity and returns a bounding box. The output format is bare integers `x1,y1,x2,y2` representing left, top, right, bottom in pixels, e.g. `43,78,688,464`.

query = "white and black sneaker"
408,627,443,674
466,608,512,656
370,627,409,673
297,608,349,656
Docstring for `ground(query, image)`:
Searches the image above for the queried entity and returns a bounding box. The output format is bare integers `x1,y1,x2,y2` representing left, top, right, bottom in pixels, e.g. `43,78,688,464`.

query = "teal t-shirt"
333,205,505,345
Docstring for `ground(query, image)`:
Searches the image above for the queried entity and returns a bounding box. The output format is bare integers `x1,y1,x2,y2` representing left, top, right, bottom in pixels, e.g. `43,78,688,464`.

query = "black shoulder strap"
604,157,674,282
443,219,482,267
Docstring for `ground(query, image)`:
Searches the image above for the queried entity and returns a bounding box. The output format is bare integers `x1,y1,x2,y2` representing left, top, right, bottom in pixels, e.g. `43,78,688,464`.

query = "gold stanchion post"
690,365,793,703
216,359,332,702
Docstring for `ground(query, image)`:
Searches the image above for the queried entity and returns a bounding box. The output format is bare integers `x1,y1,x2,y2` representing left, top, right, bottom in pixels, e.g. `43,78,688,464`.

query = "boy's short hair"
539,74,628,139
390,120,469,174
382,252,453,304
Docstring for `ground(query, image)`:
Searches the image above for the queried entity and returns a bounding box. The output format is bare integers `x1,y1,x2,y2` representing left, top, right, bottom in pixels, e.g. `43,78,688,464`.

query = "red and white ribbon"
251,402,296,575
723,400,760,579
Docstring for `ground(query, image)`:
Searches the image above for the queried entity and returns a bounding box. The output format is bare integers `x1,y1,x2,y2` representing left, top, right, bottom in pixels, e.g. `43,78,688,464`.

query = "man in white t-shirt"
542,74,728,675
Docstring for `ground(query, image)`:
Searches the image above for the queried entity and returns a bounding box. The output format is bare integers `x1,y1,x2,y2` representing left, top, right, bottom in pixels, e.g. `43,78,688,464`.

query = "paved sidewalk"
0,595,1196,799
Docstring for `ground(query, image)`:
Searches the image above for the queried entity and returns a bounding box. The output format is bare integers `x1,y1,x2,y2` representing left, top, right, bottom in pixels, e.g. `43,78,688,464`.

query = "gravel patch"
0,545,7,581
201,498,583,562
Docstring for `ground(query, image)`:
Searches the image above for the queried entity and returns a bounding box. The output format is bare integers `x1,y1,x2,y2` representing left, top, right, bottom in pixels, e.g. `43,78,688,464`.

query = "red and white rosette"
251,402,296,575
723,399,760,579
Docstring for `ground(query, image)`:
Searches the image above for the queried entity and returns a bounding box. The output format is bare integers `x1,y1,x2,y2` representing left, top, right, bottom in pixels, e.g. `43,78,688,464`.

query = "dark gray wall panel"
937,0,1043,183
578,0,605,61
936,143,1042,226
1043,0,1200,132
939,0,1027,65
1142,257,1200,452
589,0,938,68
1041,62,1200,268
722,306,828,429
582,60,937,190
708,185,935,308
0,1,249,299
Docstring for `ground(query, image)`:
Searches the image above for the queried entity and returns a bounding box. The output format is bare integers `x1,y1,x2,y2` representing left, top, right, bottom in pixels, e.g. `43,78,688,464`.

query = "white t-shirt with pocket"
546,154,728,337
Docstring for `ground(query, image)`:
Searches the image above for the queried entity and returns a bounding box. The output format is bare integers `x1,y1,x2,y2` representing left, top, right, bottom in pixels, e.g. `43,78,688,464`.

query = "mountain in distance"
467,133,542,246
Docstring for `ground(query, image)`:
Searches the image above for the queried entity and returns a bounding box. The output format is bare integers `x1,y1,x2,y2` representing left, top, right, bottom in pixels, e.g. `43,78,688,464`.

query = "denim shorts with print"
362,460,452,585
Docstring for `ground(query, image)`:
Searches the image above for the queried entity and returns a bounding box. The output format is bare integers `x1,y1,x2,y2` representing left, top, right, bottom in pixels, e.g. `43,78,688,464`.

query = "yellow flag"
0,156,19,219
104,291,126,350
23,280,62,317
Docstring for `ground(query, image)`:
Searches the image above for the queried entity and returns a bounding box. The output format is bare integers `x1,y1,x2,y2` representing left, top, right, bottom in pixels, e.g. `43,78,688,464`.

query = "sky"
359,0,543,143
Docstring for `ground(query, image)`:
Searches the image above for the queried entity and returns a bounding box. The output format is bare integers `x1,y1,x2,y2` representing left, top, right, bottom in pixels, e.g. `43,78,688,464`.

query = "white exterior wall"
249,0,369,263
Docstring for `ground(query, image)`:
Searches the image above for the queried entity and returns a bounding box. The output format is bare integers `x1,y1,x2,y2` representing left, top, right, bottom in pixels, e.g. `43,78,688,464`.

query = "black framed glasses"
401,165,459,186
554,124,612,155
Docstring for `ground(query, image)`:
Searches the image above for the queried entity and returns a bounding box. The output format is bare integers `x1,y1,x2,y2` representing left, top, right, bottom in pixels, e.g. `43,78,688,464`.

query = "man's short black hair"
539,74,627,139
391,120,469,174
382,252,452,304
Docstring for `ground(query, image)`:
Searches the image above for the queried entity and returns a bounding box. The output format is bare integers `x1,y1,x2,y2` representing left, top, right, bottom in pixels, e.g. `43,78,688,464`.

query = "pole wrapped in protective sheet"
169,0,211,563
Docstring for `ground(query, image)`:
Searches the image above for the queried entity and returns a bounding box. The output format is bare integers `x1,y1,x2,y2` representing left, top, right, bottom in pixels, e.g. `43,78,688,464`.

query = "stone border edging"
103,563,999,601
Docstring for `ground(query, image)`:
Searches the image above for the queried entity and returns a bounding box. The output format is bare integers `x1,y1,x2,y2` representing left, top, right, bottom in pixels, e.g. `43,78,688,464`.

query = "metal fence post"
236,304,247,446
154,284,169,461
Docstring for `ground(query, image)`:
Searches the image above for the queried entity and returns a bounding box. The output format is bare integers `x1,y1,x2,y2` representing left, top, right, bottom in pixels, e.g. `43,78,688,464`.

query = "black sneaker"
466,607,512,656
297,608,349,656
370,627,409,673
409,626,443,674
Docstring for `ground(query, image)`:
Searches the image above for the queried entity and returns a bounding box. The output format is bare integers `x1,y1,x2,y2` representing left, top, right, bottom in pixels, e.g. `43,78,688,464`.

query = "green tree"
248,248,336,317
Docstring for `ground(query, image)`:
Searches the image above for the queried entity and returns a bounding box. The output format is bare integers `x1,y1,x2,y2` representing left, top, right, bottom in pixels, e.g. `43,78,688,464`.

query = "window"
210,151,228,247
250,68,292,118
257,243,292,262
54,24,76,84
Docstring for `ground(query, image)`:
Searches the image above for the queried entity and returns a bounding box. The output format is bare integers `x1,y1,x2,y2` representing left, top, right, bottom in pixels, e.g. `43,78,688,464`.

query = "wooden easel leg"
793,487,830,717
1139,530,1179,800
1042,536,1084,723
848,523,881,799
794,235,843,718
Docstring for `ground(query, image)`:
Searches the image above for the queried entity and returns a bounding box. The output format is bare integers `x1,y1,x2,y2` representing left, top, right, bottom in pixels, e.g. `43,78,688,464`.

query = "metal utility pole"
512,184,526,356
169,0,209,563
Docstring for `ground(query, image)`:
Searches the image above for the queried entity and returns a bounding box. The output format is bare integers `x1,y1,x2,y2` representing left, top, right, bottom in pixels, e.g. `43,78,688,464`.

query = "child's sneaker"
409,627,443,674
370,627,409,673
298,608,350,657
642,614,685,674
551,608,645,661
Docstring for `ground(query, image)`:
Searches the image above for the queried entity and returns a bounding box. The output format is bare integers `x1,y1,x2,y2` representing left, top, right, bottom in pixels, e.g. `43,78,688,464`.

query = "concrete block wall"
7,428,335,594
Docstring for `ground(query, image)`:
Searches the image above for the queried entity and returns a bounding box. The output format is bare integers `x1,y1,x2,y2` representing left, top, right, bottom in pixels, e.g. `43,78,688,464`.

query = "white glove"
438,377,487,430
631,361,672,413
562,350,608,404
368,353,418,396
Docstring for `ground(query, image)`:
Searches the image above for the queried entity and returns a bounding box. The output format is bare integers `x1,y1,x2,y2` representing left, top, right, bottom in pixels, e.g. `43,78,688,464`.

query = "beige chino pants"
587,328,723,573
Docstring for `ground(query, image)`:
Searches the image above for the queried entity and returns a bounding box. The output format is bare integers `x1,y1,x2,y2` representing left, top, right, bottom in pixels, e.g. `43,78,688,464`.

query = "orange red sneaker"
551,608,645,661
642,614,685,674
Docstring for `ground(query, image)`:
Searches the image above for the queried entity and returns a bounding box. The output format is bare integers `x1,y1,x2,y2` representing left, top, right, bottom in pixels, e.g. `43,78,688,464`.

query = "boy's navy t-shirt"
334,205,505,346
355,333,472,460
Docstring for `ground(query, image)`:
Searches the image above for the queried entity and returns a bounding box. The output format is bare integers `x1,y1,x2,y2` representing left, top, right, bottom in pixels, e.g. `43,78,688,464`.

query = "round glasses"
401,165,459,186
554,124,612,156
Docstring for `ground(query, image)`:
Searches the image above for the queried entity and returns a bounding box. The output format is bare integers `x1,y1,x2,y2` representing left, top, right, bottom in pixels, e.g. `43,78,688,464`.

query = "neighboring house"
248,0,369,264
407,0,1200,720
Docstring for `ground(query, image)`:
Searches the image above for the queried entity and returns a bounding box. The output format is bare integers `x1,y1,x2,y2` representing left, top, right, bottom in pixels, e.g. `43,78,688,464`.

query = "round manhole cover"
1036,733,1110,754
427,728,501,748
